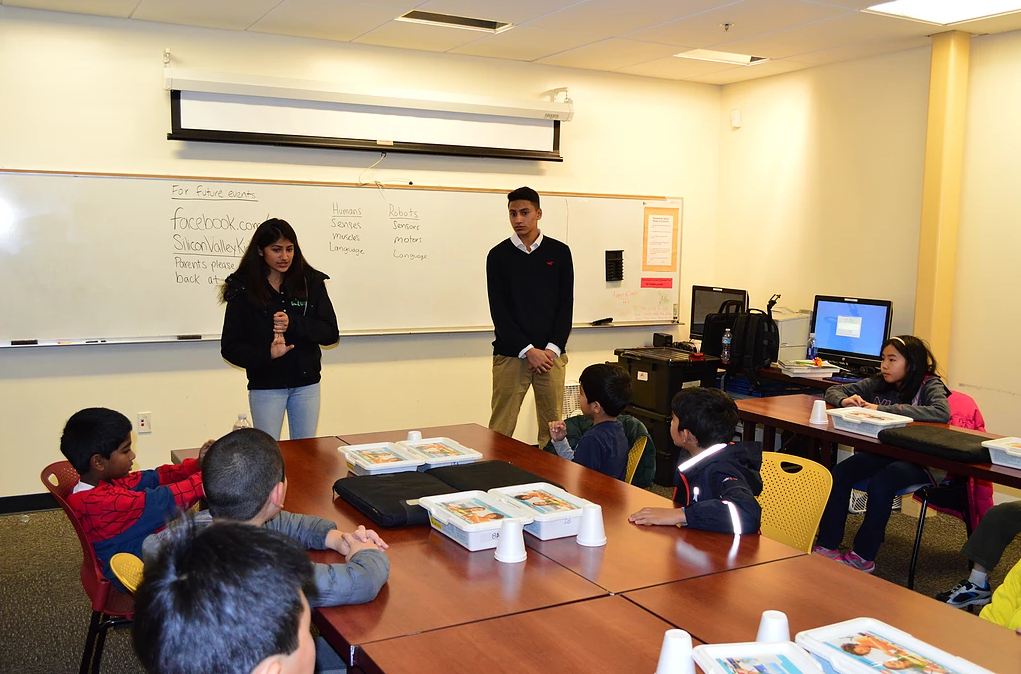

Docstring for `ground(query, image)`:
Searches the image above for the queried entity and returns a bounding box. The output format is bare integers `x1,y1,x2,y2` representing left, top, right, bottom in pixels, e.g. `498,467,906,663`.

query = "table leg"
743,420,756,442
820,442,835,469
763,425,776,452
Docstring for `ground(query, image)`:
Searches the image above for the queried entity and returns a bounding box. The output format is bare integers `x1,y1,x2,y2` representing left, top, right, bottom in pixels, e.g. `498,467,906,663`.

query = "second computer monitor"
689,285,748,339
811,295,893,369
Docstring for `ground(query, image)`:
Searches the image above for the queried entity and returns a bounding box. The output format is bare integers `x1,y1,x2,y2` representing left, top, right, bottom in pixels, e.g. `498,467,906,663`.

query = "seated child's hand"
842,395,867,408
198,439,216,464
342,532,381,561
628,507,686,527
351,525,389,550
548,420,567,442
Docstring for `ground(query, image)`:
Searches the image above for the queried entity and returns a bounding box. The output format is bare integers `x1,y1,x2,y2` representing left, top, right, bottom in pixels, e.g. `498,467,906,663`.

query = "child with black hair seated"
143,427,389,608
134,521,320,674
629,387,762,534
59,407,209,588
814,335,950,574
547,363,632,481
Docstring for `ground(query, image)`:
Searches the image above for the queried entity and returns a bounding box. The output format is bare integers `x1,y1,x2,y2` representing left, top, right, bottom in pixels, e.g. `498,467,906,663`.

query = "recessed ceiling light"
866,0,1021,25
396,10,513,33
674,49,769,66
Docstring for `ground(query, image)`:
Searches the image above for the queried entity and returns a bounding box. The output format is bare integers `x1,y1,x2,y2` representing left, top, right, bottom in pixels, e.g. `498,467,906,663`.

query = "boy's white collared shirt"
511,230,543,254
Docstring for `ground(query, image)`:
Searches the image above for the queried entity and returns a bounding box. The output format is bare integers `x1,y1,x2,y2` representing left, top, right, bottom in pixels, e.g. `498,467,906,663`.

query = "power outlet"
137,412,153,434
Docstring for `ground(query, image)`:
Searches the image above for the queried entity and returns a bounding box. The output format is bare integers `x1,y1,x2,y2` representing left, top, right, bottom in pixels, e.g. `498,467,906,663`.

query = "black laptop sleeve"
425,460,562,492
333,472,457,527
877,426,991,463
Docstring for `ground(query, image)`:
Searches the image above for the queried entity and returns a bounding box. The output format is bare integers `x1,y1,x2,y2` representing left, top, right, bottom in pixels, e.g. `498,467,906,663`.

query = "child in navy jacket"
629,387,762,534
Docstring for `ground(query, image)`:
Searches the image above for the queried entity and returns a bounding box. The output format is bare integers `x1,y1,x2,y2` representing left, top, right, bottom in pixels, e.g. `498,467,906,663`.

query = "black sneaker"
936,579,992,609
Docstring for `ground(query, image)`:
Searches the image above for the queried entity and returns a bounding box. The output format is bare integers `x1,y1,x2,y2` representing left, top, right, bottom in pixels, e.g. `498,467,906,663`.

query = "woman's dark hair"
220,218,317,306
881,334,940,403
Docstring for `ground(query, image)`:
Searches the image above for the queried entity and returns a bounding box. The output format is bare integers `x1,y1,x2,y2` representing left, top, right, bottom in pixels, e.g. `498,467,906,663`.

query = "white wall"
0,7,721,497
950,29,1021,438
716,49,931,329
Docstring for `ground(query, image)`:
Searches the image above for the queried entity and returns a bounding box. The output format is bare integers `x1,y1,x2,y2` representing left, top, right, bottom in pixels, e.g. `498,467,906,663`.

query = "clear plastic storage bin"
692,641,823,674
488,482,590,540
826,408,913,438
981,437,1021,470
418,491,532,552
795,617,994,674
340,442,424,476
397,437,483,470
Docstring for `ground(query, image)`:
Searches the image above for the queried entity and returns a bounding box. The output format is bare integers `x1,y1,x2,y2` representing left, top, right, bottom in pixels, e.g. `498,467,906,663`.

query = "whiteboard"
0,171,682,343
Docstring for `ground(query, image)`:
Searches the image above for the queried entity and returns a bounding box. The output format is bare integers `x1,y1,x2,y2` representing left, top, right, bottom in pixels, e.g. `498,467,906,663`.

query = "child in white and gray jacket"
143,428,389,608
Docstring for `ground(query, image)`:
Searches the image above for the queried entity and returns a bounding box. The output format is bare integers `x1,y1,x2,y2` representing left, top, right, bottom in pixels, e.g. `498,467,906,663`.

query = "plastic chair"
110,554,144,594
624,436,648,485
41,462,133,674
757,452,833,553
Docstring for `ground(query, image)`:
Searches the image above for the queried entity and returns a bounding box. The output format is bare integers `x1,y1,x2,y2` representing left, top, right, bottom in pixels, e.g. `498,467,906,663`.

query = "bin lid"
615,346,709,364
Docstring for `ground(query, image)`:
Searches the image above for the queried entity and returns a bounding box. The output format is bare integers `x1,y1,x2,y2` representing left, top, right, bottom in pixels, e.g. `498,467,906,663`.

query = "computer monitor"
689,285,748,339
811,295,893,371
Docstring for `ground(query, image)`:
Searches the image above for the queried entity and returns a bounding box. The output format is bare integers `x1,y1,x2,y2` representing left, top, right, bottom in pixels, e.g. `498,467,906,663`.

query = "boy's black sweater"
486,237,574,357
673,441,763,534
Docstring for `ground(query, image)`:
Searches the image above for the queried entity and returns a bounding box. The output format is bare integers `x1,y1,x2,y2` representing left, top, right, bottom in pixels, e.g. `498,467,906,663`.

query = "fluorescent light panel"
396,10,513,33
674,49,769,66
866,0,1021,25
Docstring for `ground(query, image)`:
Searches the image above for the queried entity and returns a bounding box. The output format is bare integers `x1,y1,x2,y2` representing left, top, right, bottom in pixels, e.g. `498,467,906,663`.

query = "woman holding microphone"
220,218,339,440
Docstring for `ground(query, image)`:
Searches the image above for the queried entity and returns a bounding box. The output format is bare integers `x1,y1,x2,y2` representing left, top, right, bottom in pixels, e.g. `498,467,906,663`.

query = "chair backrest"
40,461,118,612
756,452,833,553
624,436,648,484
110,553,145,594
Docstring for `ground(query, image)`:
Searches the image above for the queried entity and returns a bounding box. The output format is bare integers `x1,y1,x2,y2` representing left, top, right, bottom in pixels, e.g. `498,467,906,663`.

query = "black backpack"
730,309,780,370
701,299,743,357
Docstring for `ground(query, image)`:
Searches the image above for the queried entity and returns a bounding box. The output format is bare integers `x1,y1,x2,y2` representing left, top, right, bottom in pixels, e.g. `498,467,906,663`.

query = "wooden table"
340,425,804,594
357,595,699,674
736,394,1021,488
756,367,839,390
174,433,604,667
625,554,1021,674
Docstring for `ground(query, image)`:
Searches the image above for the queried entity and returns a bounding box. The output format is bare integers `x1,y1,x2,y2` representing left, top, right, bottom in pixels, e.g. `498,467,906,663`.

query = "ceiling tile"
525,0,734,41
413,0,579,25
536,38,683,71
450,26,596,62
709,9,934,59
352,17,488,52
791,34,929,66
249,0,396,42
688,57,810,83
132,0,284,31
617,54,738,79
953,10,1021,36
629,0,848,49
1,0,139,16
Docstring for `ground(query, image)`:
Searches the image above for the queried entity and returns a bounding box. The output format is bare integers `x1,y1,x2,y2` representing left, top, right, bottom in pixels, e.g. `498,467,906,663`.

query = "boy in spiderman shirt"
60,407,209,588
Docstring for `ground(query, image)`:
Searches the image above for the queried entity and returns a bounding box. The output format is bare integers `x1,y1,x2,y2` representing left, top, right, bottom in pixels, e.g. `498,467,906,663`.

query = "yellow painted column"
914,31,970,369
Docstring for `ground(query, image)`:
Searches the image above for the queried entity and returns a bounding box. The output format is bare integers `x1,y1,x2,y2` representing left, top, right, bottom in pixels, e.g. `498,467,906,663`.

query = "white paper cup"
406,430,423,442
756,610,791,643
577,503,607,547
655,629,695,674
809,399,828,425
494,518,527,563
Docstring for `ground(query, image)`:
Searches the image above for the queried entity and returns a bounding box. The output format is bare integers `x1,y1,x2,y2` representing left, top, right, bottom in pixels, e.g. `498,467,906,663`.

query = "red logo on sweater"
546,261,554,265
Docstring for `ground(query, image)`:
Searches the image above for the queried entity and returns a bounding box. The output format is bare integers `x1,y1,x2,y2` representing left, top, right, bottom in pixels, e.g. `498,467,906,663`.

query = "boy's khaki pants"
489,353,568,449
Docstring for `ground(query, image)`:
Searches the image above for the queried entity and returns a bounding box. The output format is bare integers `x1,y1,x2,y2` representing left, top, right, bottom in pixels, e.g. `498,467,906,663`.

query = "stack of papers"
778,360,841,378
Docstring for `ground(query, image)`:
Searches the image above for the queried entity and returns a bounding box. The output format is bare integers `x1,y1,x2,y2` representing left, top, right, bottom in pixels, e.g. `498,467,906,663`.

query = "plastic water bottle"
807,333,817,359
232,413,252,432
721,328,732,365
